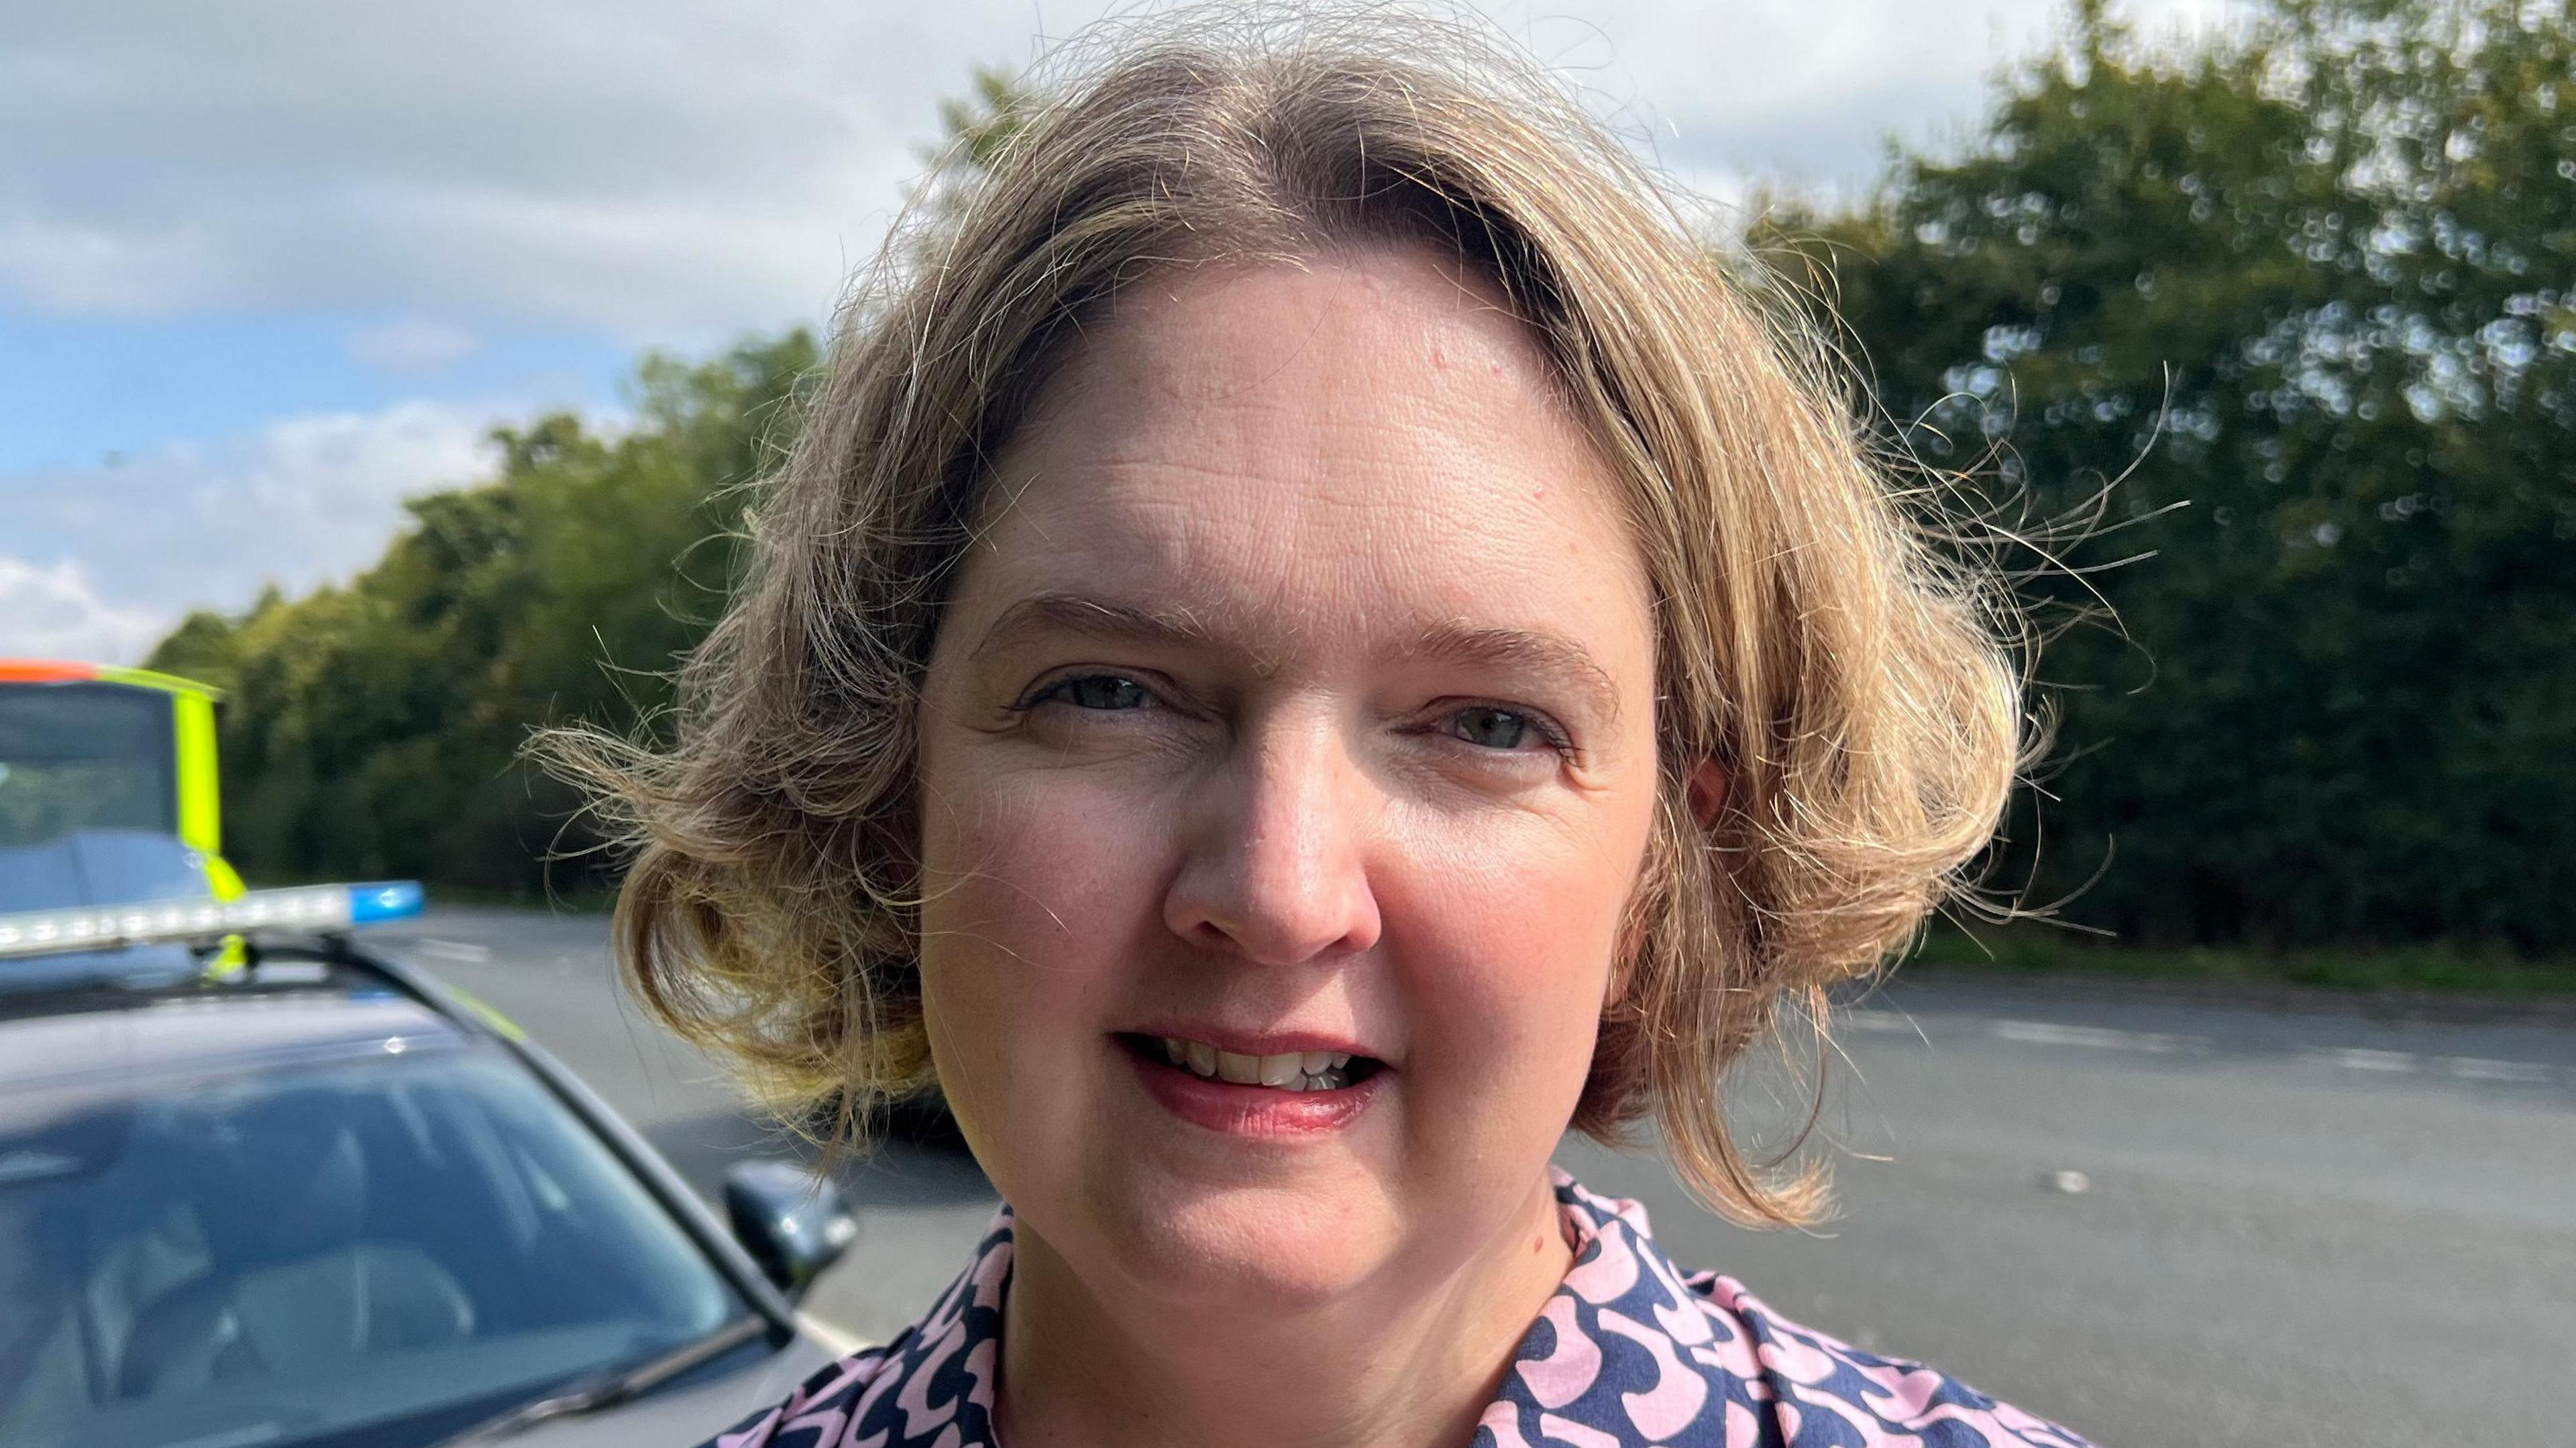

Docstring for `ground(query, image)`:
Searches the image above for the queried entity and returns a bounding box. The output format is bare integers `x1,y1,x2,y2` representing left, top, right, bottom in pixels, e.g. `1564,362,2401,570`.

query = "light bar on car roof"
0,881,425,961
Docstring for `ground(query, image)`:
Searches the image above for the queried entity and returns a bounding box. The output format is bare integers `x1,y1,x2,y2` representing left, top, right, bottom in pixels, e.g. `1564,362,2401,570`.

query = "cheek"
922,772,1157,957
1379,801,1652,1129
916,769,1169,1110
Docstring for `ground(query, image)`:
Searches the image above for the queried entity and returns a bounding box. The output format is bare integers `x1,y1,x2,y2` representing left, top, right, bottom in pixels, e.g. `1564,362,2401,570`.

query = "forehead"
951,249,1652,663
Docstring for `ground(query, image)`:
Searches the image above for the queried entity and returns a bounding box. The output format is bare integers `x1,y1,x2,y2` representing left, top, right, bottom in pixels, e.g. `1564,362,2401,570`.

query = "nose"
1161,711,1384,965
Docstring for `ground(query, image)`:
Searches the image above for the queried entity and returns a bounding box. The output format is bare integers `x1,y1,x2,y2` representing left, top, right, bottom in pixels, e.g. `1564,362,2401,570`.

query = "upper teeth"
1163,1038,1354,1091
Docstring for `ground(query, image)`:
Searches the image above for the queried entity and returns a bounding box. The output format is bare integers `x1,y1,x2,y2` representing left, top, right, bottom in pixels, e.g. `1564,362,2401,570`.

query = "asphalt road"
378,906,2576,1447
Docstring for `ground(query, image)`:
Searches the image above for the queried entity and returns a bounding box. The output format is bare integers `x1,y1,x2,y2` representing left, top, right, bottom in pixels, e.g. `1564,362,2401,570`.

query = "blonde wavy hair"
539,11,2026,1228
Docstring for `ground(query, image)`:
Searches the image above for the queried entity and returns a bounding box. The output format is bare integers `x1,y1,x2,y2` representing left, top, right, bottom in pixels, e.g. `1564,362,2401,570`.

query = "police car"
0,878,860,1448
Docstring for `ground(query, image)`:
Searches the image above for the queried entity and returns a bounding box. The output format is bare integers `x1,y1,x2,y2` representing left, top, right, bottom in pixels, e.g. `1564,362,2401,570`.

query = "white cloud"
0,0,2262,665
0,557,169,663
0,217,221,316
0,400,506,662
0,0,2252,341
347,316,479,374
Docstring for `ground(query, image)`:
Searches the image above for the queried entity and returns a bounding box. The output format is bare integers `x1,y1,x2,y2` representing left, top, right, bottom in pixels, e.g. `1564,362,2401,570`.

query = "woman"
548,14,2085,1448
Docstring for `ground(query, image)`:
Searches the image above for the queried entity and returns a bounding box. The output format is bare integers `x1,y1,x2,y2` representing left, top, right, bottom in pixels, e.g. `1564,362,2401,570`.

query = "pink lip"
1122,1040,1387,1138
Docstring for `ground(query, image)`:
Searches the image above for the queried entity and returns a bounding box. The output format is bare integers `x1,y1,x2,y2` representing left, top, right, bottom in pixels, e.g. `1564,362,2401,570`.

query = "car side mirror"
722,1160,858,1302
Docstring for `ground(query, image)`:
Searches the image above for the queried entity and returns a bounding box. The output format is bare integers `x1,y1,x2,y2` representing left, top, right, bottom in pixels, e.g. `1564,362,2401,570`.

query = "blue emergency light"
0,881,425,961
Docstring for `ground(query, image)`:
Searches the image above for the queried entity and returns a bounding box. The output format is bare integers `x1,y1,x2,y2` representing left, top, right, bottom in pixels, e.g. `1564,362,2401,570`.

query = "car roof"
0,970,471,1092
0,657,223,698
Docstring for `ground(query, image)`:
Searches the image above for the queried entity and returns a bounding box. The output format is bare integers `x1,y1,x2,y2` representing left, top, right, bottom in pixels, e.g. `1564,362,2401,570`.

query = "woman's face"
915,247,1662,1313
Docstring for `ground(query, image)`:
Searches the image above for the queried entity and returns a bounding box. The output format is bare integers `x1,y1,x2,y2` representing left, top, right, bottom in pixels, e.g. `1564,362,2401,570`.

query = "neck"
996,1172,1571,1448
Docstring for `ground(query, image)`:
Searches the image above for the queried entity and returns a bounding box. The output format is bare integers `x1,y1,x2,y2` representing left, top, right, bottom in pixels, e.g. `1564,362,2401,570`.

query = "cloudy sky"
0,0,2239,661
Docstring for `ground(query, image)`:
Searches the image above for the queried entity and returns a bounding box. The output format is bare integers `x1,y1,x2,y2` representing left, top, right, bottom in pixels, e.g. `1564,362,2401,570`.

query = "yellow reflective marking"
90,664,222,700
171,691,223,862
441,984,527,1042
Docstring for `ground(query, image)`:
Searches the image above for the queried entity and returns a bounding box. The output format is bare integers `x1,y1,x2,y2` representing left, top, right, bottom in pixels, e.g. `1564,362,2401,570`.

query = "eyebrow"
1395,622,1623,725
967,590,1623,724
967,592,1222,661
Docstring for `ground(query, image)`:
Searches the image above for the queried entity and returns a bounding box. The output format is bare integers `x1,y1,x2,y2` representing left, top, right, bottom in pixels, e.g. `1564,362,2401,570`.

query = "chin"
1082,1168,1399,1313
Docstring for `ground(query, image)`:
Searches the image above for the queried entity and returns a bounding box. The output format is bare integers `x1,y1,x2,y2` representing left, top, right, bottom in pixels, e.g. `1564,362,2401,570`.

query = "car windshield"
0,1032,747,1448
0,683,178,850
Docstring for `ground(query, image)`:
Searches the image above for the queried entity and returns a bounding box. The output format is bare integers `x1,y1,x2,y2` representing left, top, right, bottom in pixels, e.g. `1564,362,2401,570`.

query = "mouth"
1115,1032,1389,1135
1120,1033,1385,1092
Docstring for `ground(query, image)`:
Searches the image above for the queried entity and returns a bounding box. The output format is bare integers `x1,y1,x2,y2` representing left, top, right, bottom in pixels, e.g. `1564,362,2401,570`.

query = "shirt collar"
734,1167,2086,1448
777,1170,1695,1448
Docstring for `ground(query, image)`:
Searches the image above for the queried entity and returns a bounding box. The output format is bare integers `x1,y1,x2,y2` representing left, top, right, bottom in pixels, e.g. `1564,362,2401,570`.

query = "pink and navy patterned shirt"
708,1170,2093,1447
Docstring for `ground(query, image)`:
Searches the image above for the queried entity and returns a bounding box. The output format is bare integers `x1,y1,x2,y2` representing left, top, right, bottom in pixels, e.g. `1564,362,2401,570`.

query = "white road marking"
2442,1056,2556,1084
1844,1010,2565,1089
411,938,493,964
2307,1047,2418,1072
1991,1019,2202,1054
797,1312,869,1355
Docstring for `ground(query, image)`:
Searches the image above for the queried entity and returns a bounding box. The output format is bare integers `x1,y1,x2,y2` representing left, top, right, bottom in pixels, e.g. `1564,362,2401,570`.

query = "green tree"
1761,0,2576,949
934,66,1036,174
915,66,1035,224
146,333,819,892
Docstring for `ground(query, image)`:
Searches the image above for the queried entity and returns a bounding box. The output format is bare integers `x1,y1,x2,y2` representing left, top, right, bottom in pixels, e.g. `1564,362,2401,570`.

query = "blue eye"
1446,706,1535,750
1046,675,1152,710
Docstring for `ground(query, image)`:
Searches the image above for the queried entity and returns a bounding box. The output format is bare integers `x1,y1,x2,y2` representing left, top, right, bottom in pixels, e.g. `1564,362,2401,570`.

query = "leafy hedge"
146,335,816,892
1756,0,2575,949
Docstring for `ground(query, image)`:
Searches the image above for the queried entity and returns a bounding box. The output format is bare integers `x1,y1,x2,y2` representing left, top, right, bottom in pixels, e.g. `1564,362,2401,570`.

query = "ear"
1686,756,1727,830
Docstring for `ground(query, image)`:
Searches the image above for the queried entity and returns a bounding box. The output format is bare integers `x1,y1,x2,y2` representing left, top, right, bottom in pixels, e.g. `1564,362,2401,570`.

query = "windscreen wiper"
437,1314,770,1445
